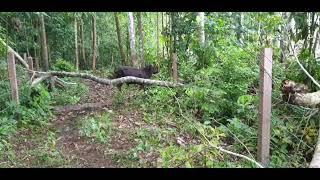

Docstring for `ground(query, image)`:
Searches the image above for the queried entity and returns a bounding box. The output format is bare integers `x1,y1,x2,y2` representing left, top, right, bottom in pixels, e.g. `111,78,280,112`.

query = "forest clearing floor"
2,79,162,168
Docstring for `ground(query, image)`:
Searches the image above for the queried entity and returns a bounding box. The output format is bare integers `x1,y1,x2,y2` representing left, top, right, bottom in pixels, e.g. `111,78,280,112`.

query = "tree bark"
128,12,137,67
137,12,145,66
114,12,126,65
31,70,183,88
39,13,49,72
80,18,86,70
156,12,159,60
74,16,79,71
162,12,165,59
198,12,205,47
92,14,97,71
310,129,320,168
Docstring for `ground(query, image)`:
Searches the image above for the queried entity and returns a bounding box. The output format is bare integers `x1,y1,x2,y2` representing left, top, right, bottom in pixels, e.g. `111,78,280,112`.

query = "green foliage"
52,58,75,72
51,81,88,106
78,113,112,143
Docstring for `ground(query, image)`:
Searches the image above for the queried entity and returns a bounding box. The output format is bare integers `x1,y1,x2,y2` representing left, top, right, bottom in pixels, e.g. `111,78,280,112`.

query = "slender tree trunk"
47,39,51,64
198,12,205,47
92,14,97,71
309,12,316,55
39,13,49,72
74,16,79,71
80,18,86,70
156,12,159,60
162,12,165,59
168,13,172,61
114,12,126,65
128,12,137,67
312,30,319,57
137,12,145,66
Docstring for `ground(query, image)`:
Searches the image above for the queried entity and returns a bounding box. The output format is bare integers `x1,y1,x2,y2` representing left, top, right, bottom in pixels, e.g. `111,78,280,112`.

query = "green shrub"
52,58,75,72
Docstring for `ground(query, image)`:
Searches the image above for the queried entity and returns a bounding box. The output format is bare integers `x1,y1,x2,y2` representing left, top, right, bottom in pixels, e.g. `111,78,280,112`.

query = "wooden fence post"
258,48,272,167
7,51,19,105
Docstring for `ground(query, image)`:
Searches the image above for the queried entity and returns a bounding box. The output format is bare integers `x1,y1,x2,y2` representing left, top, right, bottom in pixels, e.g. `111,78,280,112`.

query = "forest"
0,12,320,168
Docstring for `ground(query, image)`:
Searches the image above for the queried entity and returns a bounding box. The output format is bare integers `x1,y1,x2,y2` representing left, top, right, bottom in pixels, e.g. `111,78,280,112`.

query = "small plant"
52,58,75,72
78,113,112,143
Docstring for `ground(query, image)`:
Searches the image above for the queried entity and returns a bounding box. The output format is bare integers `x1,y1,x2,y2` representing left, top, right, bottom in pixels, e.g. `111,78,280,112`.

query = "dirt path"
52,79,138,167
8,79,144,168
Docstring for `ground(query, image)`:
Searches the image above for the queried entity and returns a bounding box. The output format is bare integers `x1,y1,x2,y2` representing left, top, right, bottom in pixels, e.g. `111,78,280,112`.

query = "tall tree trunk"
92,14,97,71
156,12,159,60
114,12,126,65
128,12,137,67
80,18,86,70
137,12,145,66
74,16,79,71
39,13,49,72
309,12,316,56
162,12,165,59
198,12,205,47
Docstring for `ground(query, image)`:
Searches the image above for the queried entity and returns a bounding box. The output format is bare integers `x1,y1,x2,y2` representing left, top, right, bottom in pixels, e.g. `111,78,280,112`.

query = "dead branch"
31,75,50,87
290,43,320,89
31,71,184,88
0,38,29,69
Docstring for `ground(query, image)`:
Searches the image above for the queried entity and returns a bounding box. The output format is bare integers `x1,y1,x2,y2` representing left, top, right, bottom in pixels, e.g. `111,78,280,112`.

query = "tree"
198,12,205,47
156,12,160,60
114,12,126,65
39,13,49,72
128,12,137,67
92,14,97,71
74,15,79,71
137,12,145,66
161,12,165,59
80,17,86,70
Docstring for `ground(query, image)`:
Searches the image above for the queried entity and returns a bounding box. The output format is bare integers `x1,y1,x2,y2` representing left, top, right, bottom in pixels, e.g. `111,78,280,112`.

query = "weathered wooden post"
258,48,272,167
7,51,19,105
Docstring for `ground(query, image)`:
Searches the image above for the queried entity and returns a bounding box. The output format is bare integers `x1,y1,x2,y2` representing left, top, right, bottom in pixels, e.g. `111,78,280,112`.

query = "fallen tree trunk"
310,129,320,168
31,70,184,88
3,37,183,88
293,91,320,107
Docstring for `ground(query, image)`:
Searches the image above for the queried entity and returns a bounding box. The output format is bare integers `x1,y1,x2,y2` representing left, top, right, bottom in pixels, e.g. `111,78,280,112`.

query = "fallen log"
31,71,184,88
2,40,183,88
310,129,320,168
0,38,29,69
